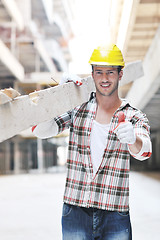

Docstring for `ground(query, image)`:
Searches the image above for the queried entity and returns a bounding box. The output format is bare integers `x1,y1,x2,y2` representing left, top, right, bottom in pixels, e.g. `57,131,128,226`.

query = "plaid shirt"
54,93,151,211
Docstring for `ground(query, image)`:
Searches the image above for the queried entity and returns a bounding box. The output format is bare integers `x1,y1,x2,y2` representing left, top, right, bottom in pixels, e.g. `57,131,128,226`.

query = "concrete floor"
0,171,159,240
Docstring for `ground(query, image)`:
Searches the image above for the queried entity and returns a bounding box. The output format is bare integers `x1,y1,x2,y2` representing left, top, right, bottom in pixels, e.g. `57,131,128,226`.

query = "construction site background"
0,1,160,239
0,0,160,175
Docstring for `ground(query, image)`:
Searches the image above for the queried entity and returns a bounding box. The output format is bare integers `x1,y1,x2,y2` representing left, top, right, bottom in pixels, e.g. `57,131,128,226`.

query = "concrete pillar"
10,24,16,56
14,139,21,174
0,142,5,174
27,141,32,170
37,138,44,172
4,141,11,174
156,132,160,168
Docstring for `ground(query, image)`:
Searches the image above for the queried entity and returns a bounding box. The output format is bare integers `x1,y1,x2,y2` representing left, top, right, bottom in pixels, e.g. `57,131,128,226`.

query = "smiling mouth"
100,83,111,88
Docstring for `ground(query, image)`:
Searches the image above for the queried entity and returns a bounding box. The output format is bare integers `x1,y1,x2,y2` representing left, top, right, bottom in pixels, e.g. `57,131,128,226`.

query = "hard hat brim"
89,61,125,68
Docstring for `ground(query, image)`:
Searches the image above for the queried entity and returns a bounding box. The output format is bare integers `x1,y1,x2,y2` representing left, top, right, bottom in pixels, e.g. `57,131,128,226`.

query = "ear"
118,70,123,81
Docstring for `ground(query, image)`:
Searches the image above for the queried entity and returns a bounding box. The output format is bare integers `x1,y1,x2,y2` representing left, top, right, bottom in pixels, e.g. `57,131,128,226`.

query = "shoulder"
73,93,96,112
121,99,149,124
73,92,96,114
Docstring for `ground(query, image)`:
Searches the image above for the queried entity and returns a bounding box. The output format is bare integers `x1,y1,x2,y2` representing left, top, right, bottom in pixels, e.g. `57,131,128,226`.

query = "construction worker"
33,44,152,240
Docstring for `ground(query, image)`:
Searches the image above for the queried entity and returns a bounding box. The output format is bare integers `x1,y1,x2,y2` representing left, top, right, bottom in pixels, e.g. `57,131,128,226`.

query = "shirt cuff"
128,136,152,160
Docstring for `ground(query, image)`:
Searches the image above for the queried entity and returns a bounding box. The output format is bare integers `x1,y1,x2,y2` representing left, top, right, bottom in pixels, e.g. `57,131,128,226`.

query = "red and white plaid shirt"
54,94,151,211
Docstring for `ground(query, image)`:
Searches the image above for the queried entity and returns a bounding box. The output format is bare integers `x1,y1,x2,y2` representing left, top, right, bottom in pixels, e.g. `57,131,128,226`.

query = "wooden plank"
0,88,21,104
0,61,144,142
0,92,12,105
0,77,95,142
120,60,143,86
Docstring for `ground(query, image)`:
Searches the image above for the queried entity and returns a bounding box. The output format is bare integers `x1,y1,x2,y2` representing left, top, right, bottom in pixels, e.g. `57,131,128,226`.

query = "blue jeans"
62,203,132,240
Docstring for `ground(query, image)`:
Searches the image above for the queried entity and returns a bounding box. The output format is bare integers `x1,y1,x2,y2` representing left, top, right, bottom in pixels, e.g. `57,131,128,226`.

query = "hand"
114,121,136,145
60,72,82,86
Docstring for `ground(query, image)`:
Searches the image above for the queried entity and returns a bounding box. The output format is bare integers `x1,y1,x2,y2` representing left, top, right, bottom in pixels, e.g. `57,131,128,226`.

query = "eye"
108,71,114,75
96,71,102,75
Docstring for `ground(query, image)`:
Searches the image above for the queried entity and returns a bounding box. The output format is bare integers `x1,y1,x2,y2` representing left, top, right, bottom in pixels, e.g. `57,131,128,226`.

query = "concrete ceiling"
109,0,160,132
0,0,73,84
110,0,160,62
124,0,160,62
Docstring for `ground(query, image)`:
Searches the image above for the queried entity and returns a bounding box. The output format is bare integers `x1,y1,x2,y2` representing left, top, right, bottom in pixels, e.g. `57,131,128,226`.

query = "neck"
96,91,122,112
95,92,122,124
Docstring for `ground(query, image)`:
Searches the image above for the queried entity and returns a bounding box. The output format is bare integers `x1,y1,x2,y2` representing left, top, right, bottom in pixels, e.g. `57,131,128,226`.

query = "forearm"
128,136,152,160
128,136,142,154
32,119,58,139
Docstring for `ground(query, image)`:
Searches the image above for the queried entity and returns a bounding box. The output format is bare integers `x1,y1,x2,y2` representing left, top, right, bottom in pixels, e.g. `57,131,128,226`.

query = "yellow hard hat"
89,44,125,67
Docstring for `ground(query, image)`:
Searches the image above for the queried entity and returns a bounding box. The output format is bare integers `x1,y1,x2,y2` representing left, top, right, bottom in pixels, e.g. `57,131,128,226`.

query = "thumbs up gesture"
114,112,136,145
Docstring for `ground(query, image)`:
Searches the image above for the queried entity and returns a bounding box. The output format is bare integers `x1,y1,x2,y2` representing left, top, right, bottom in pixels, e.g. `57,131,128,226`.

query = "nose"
102,73,109,81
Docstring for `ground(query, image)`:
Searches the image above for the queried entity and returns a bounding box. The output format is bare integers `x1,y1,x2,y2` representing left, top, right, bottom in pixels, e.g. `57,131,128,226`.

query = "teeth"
102,84,110,87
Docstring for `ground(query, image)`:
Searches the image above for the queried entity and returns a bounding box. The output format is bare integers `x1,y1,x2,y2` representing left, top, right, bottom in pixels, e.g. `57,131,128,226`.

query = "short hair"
91,65,122,74
117,66,122,73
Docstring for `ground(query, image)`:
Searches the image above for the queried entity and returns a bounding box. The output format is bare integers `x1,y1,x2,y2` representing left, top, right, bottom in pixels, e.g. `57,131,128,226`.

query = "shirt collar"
89,92,130,109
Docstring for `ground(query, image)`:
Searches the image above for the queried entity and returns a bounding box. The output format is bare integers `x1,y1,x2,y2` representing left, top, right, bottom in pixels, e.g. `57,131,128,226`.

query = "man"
33,44,152,240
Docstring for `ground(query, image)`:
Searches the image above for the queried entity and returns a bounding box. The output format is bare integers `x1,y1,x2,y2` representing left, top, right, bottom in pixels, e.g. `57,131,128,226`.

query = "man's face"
92,66,123,97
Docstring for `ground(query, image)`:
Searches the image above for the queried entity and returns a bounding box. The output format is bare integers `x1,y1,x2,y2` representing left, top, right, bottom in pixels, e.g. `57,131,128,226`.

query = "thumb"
113,111,126,132
118,111,125,123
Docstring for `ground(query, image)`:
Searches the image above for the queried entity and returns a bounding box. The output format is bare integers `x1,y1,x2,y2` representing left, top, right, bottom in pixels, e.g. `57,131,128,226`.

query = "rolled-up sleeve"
54,110,72,133
129,111,152,160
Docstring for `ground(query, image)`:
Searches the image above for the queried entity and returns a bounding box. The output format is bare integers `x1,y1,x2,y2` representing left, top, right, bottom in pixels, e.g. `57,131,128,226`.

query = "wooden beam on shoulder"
0,61,144,142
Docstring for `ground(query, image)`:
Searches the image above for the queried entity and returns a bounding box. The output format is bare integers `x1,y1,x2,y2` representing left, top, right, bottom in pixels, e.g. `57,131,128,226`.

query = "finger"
117,128,129,136
114,122,129,134
117,132,128,140
120,137,134,144
75,81,82,86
